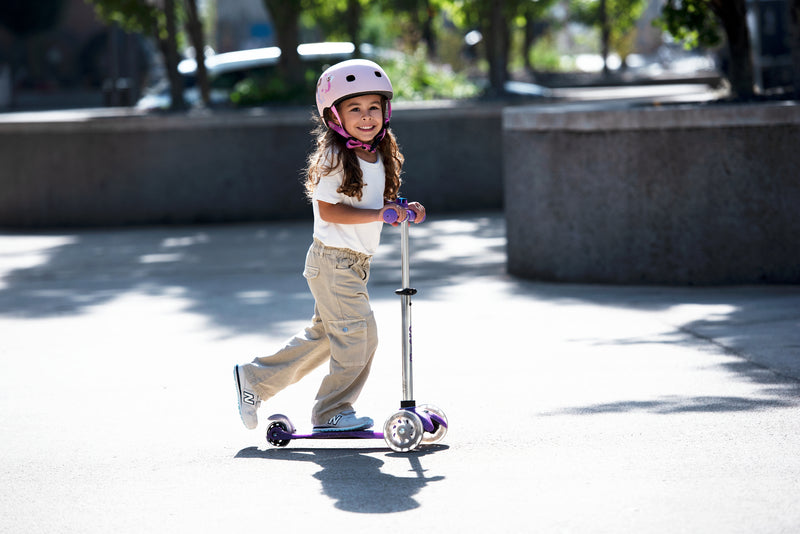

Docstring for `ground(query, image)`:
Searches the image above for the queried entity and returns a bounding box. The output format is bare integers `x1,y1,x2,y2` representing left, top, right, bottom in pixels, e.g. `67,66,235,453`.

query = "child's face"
337,94,384,144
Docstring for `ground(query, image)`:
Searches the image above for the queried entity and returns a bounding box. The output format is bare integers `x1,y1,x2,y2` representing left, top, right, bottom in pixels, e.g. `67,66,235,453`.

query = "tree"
262,0,305,92
387,0,440,58
470,0,509,95
519,0,559,74
571,0,647,75
345,0,364,54
86,0,213,110
184,0,209,106
657,0,754,98
445,0,523,97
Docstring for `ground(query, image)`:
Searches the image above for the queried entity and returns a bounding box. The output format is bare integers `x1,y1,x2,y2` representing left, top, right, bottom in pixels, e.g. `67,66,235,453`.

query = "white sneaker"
313,410,373,433
234,365,260,430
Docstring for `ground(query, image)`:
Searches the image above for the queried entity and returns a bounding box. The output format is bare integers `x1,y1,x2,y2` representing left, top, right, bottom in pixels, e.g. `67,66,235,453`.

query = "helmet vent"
374,71,382,77
346,74,356,82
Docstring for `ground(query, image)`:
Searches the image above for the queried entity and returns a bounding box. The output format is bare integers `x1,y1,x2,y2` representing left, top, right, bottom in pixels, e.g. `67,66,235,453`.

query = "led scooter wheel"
384,410,424,452
266,421,291,447
266,416,294,447
418,404,448,445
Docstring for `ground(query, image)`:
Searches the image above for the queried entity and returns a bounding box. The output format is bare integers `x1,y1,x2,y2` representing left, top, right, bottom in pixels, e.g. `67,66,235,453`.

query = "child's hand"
407,202,426,224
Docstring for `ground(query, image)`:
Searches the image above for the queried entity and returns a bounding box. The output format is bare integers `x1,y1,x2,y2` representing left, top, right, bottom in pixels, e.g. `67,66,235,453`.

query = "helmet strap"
327,100,392,154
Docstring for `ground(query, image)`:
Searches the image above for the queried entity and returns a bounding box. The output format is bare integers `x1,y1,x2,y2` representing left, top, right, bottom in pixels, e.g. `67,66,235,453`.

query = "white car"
136,42,373,110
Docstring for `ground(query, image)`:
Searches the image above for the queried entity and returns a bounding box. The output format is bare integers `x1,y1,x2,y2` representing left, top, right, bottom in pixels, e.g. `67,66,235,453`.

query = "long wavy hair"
305,98,403,202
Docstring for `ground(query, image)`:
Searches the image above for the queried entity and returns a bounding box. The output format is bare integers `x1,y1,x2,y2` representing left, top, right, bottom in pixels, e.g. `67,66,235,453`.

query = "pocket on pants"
327,317,370,368
336,257,368,281
303,264,320,280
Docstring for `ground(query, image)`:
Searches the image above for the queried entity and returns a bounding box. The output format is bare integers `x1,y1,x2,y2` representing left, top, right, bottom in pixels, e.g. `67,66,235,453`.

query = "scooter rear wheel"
384,410,424,452
266,421,292,447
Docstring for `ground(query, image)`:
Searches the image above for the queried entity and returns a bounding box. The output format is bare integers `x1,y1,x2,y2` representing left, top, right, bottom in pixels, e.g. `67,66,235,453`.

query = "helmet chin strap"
327,101,392,153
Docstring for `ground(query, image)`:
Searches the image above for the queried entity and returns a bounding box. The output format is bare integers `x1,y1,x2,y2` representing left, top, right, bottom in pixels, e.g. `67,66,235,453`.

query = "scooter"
265,198,448,452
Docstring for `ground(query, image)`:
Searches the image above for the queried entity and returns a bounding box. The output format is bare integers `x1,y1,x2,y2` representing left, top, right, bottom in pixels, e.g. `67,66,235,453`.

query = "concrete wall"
0,103,503,227
503,101,800,284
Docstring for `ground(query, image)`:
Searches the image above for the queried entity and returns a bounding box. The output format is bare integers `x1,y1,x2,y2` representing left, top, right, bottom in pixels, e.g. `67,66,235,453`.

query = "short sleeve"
313,167,345,205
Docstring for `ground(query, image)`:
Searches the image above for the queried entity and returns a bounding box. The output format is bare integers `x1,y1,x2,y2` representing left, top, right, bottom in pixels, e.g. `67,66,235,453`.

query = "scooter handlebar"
382,199,425,224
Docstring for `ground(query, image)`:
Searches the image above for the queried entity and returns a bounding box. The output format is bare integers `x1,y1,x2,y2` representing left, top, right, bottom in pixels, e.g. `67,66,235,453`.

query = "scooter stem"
395,198,416,406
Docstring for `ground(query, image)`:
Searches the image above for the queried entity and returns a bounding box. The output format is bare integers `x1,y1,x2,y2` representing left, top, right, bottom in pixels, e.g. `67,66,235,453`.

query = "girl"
234,59,425,433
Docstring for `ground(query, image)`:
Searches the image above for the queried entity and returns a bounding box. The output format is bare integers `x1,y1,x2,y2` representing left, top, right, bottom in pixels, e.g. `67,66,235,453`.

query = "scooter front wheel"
383,410,424,452
418,404,448,445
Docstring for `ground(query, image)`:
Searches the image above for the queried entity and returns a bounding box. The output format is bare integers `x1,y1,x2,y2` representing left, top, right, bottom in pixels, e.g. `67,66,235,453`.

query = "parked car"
136,42,373,110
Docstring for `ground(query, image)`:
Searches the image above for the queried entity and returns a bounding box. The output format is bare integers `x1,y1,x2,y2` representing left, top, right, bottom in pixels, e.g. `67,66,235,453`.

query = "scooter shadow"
235,444,448,514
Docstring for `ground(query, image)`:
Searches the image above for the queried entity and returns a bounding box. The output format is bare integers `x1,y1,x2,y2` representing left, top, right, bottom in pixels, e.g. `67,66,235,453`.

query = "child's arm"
318,200,392,224
318,200,423,224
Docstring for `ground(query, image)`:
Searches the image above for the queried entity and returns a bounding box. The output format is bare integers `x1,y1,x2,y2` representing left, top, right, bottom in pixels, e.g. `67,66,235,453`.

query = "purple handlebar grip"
383,208,399,224
382,206,418,224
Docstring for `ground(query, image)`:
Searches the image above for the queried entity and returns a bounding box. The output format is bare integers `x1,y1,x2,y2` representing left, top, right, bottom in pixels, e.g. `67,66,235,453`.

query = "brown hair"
305,100,403,202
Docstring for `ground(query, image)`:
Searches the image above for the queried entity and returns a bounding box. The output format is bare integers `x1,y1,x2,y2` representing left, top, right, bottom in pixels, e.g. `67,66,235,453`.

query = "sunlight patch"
161,234,210,248
236,290,274,304
666,304,739,324
139,253,184,264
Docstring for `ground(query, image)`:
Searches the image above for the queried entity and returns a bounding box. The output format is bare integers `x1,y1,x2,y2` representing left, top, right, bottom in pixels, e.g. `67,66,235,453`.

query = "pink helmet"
315,59,393,117
315,59,394,152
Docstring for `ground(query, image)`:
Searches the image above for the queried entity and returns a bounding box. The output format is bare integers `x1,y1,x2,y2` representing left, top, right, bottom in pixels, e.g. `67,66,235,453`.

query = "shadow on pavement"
235,444,447,513
1,212,798,406
0,214,506,336
540,395,798,416
0,221,316,337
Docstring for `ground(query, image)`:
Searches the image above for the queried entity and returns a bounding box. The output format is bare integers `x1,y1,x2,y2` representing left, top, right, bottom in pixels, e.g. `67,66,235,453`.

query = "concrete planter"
0,103,503,227
503,101,800,284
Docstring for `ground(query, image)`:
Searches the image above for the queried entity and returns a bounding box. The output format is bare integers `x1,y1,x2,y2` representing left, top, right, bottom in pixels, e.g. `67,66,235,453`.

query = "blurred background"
1,0,797,113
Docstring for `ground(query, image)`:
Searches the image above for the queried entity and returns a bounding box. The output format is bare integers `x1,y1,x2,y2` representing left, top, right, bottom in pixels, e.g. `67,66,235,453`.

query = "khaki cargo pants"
240,239,378,426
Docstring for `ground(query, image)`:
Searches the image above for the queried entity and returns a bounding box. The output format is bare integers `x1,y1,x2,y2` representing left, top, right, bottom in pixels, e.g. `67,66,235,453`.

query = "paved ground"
1,212,799,533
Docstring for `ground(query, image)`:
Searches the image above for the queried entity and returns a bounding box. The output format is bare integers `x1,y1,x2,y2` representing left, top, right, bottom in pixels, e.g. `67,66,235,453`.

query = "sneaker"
313,410,374,433
234,365,260,430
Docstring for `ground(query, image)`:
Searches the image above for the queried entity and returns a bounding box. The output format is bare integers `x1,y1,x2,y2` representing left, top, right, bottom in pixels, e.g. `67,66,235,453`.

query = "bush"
381,47,480,101
229,49,479,107
230,71,315,107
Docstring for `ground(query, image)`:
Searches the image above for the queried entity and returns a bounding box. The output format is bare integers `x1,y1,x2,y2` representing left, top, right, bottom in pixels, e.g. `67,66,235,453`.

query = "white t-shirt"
312,152,385,255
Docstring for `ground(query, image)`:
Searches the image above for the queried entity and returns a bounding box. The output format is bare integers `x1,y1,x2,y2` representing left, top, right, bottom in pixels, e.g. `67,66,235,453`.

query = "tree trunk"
162,0,186,110
346,0,361,56
481,0,509,97
420,0,437,58
263,0,304,89
710,0,755,98
600,0,611,76
184,0,209,107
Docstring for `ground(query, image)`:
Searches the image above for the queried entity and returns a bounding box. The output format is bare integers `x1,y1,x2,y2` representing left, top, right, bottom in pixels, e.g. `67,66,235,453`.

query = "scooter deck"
293,430,383,439
269,427,384,441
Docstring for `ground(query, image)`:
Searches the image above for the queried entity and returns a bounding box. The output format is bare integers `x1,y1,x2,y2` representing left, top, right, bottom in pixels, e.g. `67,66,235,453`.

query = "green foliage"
230,77,288,106
527,35,567,71
85,0,160,35
382,47,480,101
229,47,479,107
230,69,316,106
570,0,647,58
654,0,722,49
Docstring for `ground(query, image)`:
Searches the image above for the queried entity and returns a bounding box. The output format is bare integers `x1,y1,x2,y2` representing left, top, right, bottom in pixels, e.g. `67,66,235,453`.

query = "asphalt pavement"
1,212,799,533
